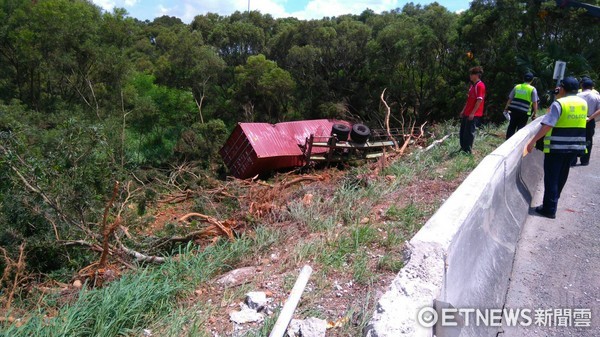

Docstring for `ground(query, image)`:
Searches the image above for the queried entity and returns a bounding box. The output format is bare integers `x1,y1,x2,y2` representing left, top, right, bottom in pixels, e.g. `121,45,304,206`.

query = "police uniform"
506,82,538,139
538,95,587,216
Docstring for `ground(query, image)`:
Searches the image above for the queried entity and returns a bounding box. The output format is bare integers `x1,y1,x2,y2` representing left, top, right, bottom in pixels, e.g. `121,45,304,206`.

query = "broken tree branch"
178,212,234,240
59,240,104,253
99,181,120,269
380,88,399,151
114,235,166,264
425,134,451,151
281,175,324,189
5,243,26,310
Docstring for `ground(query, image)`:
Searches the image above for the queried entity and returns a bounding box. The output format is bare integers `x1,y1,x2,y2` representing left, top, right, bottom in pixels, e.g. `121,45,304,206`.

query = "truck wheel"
350,124,370,144
331,124,350,141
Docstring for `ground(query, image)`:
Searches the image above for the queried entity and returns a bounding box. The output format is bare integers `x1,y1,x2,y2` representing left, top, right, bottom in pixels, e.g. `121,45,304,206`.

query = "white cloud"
92,0,116,11
90,0,467,23
290,0,400,20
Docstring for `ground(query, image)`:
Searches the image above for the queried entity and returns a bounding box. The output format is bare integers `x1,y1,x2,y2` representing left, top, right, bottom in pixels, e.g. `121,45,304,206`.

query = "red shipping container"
220,119,350,178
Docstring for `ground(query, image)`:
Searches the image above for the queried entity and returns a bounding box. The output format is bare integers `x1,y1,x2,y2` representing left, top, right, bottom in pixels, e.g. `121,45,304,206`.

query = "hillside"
0,122,507,336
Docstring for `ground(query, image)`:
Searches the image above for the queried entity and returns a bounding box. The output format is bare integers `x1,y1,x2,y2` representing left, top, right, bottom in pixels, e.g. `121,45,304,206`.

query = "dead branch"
197,77,211,124
0,247,13,291
120,90,132,169
99,182,120,269
418,121,428,139
49,218,60,241
398,135,412,155
425,134,451,151
159,190,195,204
398,119,417,156
59,240,104,253
118,243,166,264
112,235,165,264
380,88,399,151
86,77,100,119
281,175,324,189
5,243,26,310
67,68,92,109
178,213,235,241
152,218,242,251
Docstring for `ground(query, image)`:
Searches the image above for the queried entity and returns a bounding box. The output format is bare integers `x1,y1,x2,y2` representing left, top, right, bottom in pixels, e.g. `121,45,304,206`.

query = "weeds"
0,121,507,337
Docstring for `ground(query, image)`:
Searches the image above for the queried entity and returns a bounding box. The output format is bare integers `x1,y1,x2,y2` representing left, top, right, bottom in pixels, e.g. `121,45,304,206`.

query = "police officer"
573,78,600,166
525,77,587,219
503,72,539,139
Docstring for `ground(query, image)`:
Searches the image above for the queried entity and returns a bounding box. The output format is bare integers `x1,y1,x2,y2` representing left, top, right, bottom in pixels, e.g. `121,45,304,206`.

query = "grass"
3,269,181,337
0,121,506,337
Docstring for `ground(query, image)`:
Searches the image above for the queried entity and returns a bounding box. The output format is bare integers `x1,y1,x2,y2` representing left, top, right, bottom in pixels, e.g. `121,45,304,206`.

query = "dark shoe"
534,206,556,219
580,162,589,166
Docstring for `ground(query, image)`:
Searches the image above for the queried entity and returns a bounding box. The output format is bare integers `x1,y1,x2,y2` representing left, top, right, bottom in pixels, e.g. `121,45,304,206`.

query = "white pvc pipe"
268,265,313,337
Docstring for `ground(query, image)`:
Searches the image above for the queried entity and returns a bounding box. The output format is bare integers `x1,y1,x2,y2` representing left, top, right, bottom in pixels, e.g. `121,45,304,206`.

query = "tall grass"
3,270,181,337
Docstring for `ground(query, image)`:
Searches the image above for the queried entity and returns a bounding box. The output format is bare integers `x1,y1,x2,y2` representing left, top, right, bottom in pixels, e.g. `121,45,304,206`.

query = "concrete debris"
287,317,327,337
229,303,264,324
230,291,274,324
216,267,257,287
245,291,268,311
287,319,302,336
142,329,152,337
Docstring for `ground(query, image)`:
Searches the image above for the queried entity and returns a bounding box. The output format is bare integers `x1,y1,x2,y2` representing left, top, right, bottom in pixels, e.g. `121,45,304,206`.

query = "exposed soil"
138,156,463,336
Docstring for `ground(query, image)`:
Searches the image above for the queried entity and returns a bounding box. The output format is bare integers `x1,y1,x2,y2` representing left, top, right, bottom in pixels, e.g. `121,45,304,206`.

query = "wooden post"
304,134,314,166
326,136,336,166
269,265,313,337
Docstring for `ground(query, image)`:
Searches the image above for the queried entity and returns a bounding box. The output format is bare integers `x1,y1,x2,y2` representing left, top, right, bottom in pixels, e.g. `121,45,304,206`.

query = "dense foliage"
1,0,599,305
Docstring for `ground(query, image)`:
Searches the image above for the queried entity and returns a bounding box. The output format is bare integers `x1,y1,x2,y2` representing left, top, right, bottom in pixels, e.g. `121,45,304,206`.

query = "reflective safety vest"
543,96,587,154
508,83,535,115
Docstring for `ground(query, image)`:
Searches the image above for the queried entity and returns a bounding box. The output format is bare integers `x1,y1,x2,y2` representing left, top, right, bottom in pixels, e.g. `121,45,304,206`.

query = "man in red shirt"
459,66,486,153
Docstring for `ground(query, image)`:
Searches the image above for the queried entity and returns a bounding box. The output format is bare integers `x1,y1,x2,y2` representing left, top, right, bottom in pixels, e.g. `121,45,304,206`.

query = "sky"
90,0,471,23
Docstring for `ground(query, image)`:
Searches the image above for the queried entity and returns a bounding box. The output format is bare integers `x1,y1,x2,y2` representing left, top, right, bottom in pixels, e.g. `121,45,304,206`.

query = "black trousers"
460,117,480,153
505,111,529,139
542,152,577,215
579,119,596,164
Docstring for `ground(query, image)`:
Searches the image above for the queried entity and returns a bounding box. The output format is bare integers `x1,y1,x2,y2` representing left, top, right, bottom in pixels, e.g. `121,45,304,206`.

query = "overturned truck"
219,119,395,179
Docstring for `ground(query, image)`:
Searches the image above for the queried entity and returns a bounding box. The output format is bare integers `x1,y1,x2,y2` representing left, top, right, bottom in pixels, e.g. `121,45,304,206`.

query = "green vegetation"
1,121,505,336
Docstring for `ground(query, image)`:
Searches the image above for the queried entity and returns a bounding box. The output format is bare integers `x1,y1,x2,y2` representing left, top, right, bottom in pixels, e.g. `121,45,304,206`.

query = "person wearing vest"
503,72,539,139
459,66,486,153
526,77,587,219
572,77,600,166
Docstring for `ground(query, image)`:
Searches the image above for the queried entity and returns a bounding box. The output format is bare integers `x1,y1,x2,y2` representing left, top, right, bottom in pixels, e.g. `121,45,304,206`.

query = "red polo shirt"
463,80,486,117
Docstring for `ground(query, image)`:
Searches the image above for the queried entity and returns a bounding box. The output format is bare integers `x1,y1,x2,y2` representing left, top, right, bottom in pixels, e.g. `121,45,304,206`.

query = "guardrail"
365,119,544,337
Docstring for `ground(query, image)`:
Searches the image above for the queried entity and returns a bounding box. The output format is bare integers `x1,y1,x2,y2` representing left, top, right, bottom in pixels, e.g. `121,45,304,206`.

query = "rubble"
287,317,327,337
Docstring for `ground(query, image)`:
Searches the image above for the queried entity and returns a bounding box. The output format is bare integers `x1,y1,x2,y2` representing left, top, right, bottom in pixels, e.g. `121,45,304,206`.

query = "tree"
234,54,296,122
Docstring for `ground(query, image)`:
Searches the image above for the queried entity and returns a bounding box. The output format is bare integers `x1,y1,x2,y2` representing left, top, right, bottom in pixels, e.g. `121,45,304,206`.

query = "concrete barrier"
365,120,544,337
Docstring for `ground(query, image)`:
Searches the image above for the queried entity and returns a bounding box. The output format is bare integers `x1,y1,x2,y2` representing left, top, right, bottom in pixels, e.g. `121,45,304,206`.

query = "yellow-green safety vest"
543,96,587,154
508,83,535,116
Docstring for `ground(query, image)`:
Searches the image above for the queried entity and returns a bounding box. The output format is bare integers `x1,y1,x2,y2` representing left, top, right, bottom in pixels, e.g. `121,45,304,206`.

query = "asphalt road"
500,127,600,337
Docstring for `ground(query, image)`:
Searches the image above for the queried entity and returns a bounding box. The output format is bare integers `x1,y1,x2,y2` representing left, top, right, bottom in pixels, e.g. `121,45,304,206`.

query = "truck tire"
331,123,350,141
350,124,370,144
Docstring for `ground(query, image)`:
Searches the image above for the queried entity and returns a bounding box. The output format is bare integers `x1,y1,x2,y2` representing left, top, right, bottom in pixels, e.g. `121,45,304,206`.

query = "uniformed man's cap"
524,72,534,81
560,77,579,92
581,78,594,89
